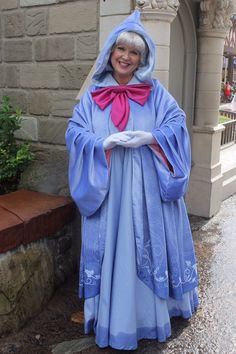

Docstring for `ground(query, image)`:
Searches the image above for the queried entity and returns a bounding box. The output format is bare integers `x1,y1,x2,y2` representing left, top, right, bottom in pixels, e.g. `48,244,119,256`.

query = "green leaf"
0,96,35,194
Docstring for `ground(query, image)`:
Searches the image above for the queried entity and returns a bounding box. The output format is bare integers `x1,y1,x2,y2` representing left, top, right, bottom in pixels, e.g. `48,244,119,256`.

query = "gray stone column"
135,0,179,88
185,0,236,217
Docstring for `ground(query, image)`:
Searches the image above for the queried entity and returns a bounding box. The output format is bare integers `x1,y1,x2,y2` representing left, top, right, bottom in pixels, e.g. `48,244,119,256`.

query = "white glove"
103,132,133,150
118,131,155,148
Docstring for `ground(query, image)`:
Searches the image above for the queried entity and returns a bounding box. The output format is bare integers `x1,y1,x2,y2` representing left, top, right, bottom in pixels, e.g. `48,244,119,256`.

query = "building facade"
0,0,235,217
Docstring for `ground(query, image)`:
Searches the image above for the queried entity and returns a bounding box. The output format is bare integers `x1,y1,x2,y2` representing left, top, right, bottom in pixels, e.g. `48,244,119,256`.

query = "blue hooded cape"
65,10,198,304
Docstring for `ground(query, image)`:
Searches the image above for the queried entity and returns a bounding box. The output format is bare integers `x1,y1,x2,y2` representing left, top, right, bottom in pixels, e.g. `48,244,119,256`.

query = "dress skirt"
82,147,199,350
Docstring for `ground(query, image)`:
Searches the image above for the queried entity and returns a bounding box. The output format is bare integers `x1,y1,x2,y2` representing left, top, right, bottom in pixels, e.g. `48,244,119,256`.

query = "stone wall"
0,223,75,334
0,189,78,334
0,0,99,195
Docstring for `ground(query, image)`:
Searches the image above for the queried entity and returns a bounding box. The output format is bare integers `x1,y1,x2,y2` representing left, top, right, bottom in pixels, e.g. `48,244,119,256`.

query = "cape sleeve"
65,90,109,217
151,84,191,202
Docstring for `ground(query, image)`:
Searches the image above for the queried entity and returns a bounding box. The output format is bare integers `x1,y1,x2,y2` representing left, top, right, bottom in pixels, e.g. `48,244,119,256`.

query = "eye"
116,46,125,51
131,50,139,56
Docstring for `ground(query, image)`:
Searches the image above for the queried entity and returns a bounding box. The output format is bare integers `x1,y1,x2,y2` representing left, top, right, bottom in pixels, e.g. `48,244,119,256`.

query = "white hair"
114,31,148,66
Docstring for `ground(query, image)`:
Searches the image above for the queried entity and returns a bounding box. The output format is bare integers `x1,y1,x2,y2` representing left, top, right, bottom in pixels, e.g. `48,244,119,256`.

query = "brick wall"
0,0,99,195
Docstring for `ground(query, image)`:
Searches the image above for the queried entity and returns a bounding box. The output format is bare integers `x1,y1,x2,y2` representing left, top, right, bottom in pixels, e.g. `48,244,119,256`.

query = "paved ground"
1,194,236,354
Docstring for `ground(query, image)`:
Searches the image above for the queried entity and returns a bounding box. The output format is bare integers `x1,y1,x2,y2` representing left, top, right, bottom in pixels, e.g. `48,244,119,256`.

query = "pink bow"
91,84,151,131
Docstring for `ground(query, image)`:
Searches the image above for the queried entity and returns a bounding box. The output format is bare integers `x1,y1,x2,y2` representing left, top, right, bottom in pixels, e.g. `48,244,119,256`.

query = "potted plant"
0,96,34,195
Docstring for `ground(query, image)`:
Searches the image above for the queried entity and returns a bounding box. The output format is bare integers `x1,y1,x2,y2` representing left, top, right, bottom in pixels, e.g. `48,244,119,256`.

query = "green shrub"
219,115,232,124
0,96,34,194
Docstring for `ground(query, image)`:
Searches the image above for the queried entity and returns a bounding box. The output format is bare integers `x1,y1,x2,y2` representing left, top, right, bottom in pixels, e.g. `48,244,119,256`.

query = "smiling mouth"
119,61,130,68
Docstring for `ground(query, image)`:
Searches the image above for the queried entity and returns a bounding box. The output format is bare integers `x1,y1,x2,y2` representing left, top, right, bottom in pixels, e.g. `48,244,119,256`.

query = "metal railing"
221,120,236,145
220,109,236,145
219,110,236,121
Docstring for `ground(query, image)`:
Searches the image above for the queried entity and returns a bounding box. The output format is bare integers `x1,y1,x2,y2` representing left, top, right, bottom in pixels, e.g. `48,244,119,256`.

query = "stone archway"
169,0,198,132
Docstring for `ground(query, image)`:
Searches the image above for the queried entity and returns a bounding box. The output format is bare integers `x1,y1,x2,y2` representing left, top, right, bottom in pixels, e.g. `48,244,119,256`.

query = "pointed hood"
92,10,156,85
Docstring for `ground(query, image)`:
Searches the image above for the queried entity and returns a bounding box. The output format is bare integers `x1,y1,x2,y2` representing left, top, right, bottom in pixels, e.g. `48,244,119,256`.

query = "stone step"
222,173,236,201
0,189,75,253
222,165,236,182
220,144,236,201
51,337,95,354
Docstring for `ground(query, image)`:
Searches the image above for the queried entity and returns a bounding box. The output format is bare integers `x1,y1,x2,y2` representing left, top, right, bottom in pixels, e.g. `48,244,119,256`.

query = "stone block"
196,72,222,93
5,65,20,88
100,15,125,49
192,127,223,167
199,36,225,55
0,207,24,253
2,89,27,113
14,115,38,142
35,37,74,61
100,0,132,15
154,46,169,71
28,91,50,115
195,108,220,127
51,91,76,117
0,244,54,333
0,190,75,250
0,190,75,247
195,90,221,111
59,63,92,89
20,0,57,6
49,2,97,34
197,54,223,74
153,70,169,89
186,175,223,218
75,62,96,101
77,34,97,60
0,65,5,87
0,0,18,11
38,117,68,145
25,8,47,36
51,338,95,354
186,126,224,218
143,20,170,46
4,40,32,62
20,145,69,196
20,64,59,88
3,12,25,38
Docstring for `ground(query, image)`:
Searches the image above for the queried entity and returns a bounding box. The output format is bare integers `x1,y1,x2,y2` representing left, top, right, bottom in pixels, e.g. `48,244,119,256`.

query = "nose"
122,50,130,60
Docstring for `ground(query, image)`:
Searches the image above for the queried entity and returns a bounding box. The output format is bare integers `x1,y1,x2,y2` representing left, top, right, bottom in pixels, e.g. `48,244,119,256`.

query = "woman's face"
110,42,141,85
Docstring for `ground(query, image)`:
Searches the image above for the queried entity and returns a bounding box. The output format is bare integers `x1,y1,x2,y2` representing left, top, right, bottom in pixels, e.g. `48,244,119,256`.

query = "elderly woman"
65,10,198,351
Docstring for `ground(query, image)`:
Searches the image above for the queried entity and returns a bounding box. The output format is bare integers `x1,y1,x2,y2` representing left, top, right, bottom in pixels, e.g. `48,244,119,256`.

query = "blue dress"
65,10,198,350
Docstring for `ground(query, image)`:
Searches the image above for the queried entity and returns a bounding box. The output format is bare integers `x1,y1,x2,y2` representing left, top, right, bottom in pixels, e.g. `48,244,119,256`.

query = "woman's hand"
117,131,155,148
103,131,156,150
103,132,133,150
